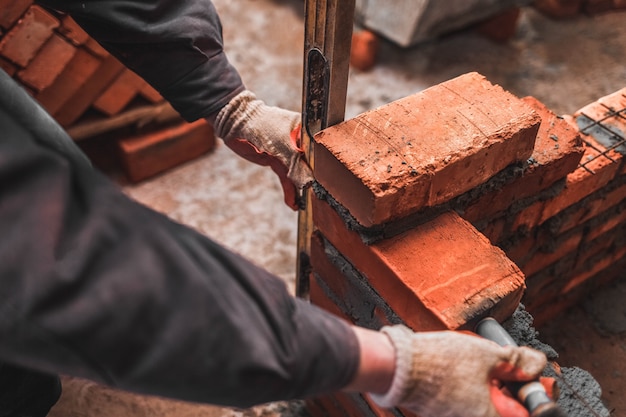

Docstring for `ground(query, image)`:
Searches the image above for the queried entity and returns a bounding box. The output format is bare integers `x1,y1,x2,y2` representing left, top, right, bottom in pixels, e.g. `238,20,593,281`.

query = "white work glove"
371,325,549,417
214,90,314,210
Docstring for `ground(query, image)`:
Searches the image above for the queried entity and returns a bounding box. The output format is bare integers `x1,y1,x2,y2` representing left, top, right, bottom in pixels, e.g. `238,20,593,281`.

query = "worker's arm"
0,73,358,407
37,0,312,208
38,0,244,122
347,325,550,417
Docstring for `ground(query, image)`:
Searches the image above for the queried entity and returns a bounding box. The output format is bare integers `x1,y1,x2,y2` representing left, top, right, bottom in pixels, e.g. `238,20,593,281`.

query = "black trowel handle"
475,318,566,417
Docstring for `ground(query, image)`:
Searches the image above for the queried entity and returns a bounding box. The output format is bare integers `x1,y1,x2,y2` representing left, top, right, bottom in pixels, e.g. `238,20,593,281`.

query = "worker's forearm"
343,326,395,395
0,86,359,407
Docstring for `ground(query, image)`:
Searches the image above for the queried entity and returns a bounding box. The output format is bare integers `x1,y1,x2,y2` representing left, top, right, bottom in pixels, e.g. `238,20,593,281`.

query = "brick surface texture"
313,72,541,227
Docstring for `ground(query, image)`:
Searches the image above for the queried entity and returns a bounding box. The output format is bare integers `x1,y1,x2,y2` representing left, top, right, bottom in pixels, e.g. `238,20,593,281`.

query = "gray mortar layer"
503,305,611,417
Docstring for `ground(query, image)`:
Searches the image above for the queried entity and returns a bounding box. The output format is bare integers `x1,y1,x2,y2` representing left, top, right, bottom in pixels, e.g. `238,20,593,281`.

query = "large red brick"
463,97,583,224
36,48,101,115
0,5,59,67
54,54,125,127
17,33,76,91
313,72,541,227
312,196,526,330
93,68,143,116
117,119,215,182
0,0,32,30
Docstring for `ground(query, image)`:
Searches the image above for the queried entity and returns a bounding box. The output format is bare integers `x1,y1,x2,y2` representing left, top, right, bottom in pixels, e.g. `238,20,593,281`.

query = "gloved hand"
214,90,314,210
370,325,549,417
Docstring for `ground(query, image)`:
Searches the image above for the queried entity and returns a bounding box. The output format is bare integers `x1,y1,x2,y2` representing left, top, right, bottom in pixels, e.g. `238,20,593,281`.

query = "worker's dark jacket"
0,0,359,410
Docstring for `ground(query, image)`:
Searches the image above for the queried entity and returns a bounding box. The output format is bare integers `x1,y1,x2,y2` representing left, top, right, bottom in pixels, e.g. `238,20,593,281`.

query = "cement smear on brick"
503,306,610,417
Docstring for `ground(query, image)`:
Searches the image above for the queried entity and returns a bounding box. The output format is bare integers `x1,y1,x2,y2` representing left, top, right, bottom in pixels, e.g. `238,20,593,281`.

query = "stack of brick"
0,0,215,182
305,72,624,416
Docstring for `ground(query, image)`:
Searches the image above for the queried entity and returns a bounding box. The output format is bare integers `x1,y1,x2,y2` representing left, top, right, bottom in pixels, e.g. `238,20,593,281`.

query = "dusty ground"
49,1,626,416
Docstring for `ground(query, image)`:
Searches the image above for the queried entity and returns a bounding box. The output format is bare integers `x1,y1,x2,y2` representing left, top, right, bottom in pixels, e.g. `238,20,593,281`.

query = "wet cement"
504,306,611,417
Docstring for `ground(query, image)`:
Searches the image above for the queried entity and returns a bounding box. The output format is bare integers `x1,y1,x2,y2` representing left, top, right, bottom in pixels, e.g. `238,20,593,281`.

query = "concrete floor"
49,1,626,416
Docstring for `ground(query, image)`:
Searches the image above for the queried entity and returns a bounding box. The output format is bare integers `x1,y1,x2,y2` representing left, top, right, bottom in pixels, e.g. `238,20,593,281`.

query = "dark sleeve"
37,0,246,121
0,77,359,408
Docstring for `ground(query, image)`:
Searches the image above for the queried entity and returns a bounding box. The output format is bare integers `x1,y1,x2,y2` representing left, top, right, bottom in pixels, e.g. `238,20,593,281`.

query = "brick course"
314,72,541,227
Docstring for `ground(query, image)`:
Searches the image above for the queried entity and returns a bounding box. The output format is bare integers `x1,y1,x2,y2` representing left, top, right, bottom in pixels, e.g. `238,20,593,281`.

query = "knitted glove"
214,90,314,210
371,325,548,417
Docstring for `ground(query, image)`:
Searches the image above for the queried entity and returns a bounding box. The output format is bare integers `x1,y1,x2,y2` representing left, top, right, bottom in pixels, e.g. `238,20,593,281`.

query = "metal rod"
295,0,355,299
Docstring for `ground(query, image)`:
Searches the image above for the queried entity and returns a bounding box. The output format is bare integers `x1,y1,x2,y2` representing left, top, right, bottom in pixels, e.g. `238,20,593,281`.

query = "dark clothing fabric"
39,0,246,122
0,363,61,417
0,0,360,409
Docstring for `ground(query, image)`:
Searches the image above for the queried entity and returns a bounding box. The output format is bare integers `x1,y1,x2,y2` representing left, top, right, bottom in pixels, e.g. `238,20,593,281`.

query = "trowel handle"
475,318,565,417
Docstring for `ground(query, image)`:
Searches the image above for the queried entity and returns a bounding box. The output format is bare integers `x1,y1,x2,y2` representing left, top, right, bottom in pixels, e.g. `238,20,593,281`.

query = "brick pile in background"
305,72,625,416
0,0,215,182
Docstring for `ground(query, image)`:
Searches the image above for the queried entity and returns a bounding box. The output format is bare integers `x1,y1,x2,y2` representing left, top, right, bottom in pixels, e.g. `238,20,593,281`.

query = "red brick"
310,232,397,329
584,202,626,242
93,68,143,116
562,244,626,293
533,0,584,18
58,15,90,46
511,200,544,233
306,397,342,417
350,30,379,71
538,135,621,225
17,33,75,91
521,230,583,277
0,5,59,67
312,197,526,330
503,233,539,268
463,97,583,224
0,0,32,30
117,119,215,182
479,216,507,245
35,48,101,116
574,221,625,269
54,54,125,127
138,81,163,103
313,72,541,227
475,7,521,42
527,254,626,327
309,272,352,323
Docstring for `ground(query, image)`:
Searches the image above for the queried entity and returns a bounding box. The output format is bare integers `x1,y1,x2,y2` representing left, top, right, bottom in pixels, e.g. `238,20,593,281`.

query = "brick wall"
0,0,215,182
306,72,625,416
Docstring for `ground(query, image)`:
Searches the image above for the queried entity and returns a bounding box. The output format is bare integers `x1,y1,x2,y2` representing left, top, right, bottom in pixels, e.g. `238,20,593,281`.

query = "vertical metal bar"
296,0,355,299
